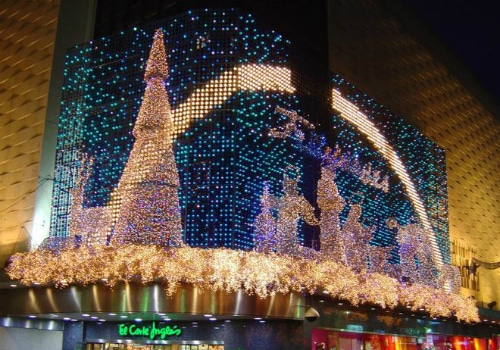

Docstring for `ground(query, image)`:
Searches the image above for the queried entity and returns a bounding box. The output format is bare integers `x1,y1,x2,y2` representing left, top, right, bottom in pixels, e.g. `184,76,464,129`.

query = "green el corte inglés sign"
118,322,182,340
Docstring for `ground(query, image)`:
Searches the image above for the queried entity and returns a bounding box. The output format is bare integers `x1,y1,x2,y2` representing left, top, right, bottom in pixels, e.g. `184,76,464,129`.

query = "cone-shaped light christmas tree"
110,29,183,247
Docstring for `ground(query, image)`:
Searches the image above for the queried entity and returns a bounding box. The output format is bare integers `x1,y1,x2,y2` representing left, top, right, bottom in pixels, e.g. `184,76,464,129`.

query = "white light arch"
331,89,443,266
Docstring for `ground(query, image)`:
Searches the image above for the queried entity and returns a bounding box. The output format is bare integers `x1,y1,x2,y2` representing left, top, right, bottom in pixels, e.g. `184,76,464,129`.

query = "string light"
6,245,478,322
108,29,183,247
172,65,295,138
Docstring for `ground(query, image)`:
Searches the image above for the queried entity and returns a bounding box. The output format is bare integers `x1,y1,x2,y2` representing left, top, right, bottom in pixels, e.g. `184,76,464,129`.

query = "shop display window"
311,330,492,350
312,330,419,350
85,344,223,350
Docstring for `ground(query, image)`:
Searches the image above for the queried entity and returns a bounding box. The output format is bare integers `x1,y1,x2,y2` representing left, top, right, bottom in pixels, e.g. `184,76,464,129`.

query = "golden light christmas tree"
109,29,183,247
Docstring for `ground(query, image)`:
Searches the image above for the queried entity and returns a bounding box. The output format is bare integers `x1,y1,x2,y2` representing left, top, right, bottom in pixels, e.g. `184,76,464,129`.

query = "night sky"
405,0,500,110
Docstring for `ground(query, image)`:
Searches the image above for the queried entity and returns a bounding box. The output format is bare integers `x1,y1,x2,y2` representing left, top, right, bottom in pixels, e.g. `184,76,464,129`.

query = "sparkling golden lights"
6,245,478,322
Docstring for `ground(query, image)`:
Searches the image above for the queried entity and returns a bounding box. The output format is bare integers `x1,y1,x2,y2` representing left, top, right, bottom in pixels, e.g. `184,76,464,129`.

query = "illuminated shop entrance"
311,330,419,350
85,343,224,350
84,321,224,350
311,330,490,350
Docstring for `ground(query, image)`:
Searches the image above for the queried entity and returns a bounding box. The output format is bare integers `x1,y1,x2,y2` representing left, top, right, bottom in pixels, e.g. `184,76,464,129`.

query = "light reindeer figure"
68,154,112,247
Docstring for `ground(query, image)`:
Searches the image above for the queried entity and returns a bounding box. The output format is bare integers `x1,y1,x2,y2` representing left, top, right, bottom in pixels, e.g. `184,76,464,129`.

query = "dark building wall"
92,0,329,74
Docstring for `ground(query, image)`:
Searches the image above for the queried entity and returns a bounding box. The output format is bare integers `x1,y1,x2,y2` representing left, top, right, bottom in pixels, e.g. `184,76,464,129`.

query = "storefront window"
312,330,418,350
85,344,224,350
490,336,499,350
311,330,491,350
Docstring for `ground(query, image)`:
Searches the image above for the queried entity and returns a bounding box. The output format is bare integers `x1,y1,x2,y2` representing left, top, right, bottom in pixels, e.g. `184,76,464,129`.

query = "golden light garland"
6,244,479,322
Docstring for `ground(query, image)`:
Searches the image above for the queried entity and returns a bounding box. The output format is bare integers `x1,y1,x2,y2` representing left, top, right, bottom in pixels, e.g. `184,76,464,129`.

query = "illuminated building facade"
48,8,450,266
1,1,499,350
